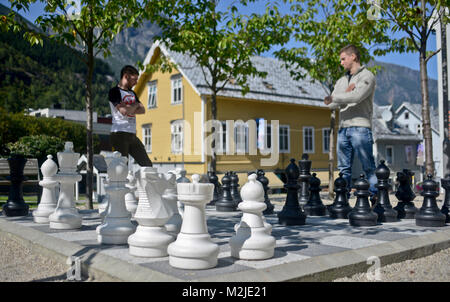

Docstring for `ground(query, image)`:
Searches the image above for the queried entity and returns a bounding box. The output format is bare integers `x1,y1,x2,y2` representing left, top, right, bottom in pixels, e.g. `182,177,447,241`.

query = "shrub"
6,135,65,159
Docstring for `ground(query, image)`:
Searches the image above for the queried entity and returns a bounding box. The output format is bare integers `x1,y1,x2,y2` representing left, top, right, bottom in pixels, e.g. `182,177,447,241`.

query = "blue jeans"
337,127,377,196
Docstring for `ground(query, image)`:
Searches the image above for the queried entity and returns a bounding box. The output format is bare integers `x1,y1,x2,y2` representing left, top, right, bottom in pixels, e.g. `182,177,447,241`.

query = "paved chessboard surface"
2,201,450,281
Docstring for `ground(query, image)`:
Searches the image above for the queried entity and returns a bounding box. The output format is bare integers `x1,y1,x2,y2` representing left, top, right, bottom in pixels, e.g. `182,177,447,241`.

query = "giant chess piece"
348,174,378,227
168,174,219,269
128,167,175,257
440,174,450,223
328,172,352,219
278,159,307,225
230,174,276,260
164,172,182,234
176,169,190,218
207,171,221,206
125,170,138,217
230,172,243,206
257,169,275,215
215,172,237,212
96,152,136,244
33,155,58,223
372,160,398,222
415,174,446,227
393,169,418,219
303,173,327,216
298,154,311,207
49,142,83,230
2,155,29,217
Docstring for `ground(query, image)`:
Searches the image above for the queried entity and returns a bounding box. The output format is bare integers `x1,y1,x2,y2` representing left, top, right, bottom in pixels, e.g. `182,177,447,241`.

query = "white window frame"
147,81,157,109
142,124,152,153
303,126,315,154
386,145,394,164
322,128,331,153
171,120,183,154
279,125,290,153
216,121,228,154
171,76,183,105
234,121,248,154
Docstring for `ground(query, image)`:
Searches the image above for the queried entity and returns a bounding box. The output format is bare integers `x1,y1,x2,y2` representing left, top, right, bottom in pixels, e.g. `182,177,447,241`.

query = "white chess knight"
96,152,136,244
230,173,275,260
164,172,182,234
49,142,83,230
33,155,59,223
128,167,176,257
168,174,219,270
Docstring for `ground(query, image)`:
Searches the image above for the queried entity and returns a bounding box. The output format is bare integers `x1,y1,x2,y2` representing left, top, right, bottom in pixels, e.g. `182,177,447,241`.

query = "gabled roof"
141,41,328,108
373,103,422,141
395,102,439,132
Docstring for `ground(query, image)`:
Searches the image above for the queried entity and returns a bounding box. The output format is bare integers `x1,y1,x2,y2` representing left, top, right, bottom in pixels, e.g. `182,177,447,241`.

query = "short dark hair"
120,65,139,79
339,44,360,62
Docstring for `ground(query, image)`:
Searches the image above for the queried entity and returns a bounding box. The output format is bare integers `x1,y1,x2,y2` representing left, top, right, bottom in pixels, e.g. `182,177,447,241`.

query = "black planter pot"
2,155,30,217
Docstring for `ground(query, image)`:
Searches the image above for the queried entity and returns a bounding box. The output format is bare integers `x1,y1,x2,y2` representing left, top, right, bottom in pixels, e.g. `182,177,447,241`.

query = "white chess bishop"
230,173,275,260
96,152,136,244
33,155,58,223
49,142,83,230
168,174,219,270
128,167,175,257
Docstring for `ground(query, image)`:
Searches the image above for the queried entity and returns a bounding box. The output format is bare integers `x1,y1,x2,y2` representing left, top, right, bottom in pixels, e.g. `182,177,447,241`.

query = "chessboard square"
284,243,350,257
225,249,310,269
319,235,385,249
48,229,98,241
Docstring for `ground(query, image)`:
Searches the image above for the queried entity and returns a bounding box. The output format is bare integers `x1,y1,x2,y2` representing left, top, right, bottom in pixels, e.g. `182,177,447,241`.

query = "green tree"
144,0,292,173
275,0,390,197
2,0,149,208
367,0,447,176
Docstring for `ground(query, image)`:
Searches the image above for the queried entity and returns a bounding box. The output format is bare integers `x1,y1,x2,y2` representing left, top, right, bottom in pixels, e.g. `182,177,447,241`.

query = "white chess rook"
230,174,275,260
49,142,83,230
128,167,175,257
96,152,136,244
168,174,219,270
164,172,182,234
33,155,58,223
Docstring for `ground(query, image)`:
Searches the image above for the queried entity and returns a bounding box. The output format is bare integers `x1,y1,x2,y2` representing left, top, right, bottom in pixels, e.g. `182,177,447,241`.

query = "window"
279,125,290,153
142,124,152,153
234,122,248,154
303,126,315,153
171,76,183,104
171,120,183,154
216,121,227,154
386,145,394,164
147,81,157,108
405,112,409,120
417,124,422,134
322,128,331,153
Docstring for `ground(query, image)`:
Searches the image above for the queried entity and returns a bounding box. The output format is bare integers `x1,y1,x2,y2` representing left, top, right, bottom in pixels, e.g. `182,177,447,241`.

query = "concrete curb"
1,217,449,282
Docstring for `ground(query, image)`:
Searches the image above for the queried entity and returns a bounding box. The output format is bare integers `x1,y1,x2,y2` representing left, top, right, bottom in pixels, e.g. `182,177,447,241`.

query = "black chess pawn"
230,172,243,206
216,172,237,212
440,173,450,223
393,169,418,219
207,171,221,206
257,169,274,215
348,174,378,227
372,160,398,222
416,174,446,227
278,159,306,225
298,154,311,206
303,173,327,216
329,172,352,219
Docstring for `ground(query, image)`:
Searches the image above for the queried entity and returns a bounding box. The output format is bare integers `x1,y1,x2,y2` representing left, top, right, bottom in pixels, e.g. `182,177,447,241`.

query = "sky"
0,0,439,80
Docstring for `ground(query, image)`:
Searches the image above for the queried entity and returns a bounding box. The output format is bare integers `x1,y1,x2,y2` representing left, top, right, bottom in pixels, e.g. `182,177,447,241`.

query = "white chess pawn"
230,173,276,260
96,152,136,244
49,142,83,230
168,174,219,270
128,167,175,257
164,172,182,234
125,170,138,216
33,155,58,223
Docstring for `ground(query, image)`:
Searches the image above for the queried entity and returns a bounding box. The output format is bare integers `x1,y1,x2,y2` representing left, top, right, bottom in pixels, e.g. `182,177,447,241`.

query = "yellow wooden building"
133,41,339,187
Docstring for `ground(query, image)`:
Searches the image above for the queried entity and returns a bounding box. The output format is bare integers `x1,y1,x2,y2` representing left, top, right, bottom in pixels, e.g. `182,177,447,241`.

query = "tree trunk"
441,13,449,174
328,109,336,199
210,90,217,174
420,53,435,176
85,27,94,210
